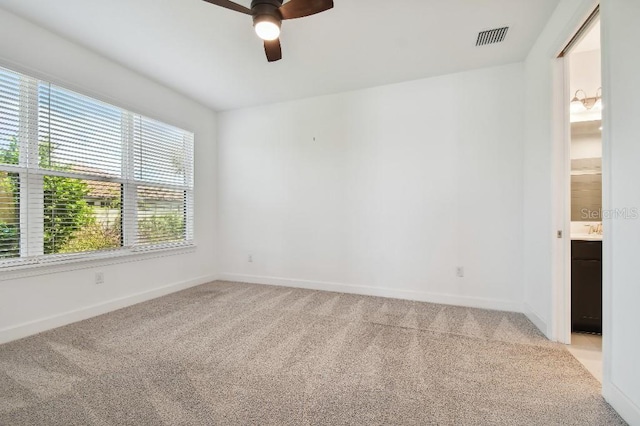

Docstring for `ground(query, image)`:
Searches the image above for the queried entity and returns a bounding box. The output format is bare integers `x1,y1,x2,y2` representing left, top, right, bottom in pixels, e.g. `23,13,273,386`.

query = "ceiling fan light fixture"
203,0,334,61
254,15,281,41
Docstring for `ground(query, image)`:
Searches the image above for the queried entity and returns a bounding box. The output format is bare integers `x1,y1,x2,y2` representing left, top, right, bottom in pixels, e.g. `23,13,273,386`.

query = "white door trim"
551,54,573,345
599,0,613,390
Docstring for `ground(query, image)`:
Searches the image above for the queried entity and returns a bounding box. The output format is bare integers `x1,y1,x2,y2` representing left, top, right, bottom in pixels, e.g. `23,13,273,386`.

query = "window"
0,66,194,268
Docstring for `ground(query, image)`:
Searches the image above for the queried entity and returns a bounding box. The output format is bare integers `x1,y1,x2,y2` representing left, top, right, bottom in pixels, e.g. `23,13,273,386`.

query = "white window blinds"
131,115,194,247
39,83,123,178
0,69,23,260
0,65,194,268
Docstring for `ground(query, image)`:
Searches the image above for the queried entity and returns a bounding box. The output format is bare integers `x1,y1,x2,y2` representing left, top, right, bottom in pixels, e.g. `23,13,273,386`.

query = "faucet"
586,223,603,235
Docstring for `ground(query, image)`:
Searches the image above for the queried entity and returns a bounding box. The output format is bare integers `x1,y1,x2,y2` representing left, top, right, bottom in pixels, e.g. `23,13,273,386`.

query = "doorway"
561,12,603,382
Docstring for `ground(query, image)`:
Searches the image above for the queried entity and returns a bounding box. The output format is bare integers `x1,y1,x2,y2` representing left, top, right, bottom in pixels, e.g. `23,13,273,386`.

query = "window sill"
0,243,197,282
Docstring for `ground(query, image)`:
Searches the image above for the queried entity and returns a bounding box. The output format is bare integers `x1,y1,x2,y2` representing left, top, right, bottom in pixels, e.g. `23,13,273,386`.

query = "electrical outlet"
95,272,104,285
456,267,464,278
248,255,253,263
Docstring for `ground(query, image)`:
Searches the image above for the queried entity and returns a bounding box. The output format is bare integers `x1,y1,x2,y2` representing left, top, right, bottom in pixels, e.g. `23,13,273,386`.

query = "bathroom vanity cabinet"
571,240,602,334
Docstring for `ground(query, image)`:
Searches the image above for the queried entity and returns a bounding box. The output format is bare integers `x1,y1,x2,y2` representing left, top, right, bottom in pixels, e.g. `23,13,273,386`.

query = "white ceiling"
0,0,560,111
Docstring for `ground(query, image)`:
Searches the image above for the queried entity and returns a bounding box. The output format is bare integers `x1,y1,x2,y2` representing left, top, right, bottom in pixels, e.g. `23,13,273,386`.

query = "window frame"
0,67,195,273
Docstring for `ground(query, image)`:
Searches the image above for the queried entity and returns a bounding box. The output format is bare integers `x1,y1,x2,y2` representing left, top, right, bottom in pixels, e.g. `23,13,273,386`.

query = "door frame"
551,4,602,347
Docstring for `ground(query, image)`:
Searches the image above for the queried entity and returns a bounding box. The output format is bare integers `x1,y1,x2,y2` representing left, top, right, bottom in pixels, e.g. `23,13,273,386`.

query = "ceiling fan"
202,0,334,62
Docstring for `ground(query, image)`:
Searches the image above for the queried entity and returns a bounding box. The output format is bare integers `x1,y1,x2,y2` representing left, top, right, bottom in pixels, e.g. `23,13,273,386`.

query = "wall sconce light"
570,87,602,113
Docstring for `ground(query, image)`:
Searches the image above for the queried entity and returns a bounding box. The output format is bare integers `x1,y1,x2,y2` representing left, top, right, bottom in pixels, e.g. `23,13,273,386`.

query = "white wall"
0,9,218,343
218,63,524,312
601,0,640,423
570,49,602,97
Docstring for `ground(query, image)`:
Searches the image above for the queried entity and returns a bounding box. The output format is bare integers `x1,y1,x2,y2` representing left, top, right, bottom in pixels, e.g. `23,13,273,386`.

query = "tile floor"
567,332,603,382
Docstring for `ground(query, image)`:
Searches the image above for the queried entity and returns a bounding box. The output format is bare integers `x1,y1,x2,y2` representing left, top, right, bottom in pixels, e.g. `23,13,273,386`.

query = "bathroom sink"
571,233,603,241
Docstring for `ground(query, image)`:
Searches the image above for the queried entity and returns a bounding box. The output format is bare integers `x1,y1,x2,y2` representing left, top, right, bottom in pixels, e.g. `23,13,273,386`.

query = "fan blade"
201,0,252,15
264,39,282,62
279,0,333,20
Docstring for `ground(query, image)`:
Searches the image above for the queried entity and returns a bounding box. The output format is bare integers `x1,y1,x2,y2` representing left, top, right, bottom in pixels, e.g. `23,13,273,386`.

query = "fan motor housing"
251,0,282,17
250,0,283,7
251,0,283,22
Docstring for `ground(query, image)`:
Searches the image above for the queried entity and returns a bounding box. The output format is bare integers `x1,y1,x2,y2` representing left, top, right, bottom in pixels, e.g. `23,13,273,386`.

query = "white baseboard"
523,303,549,338
603,381,640,426
218,273,523,313
0,274,218,345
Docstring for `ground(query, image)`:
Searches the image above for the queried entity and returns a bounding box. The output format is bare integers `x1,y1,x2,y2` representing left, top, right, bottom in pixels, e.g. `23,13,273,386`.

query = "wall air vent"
476,27,509,46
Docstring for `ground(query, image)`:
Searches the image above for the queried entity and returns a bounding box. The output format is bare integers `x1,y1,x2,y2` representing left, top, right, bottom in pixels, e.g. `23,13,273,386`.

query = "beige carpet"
0,281,625,425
